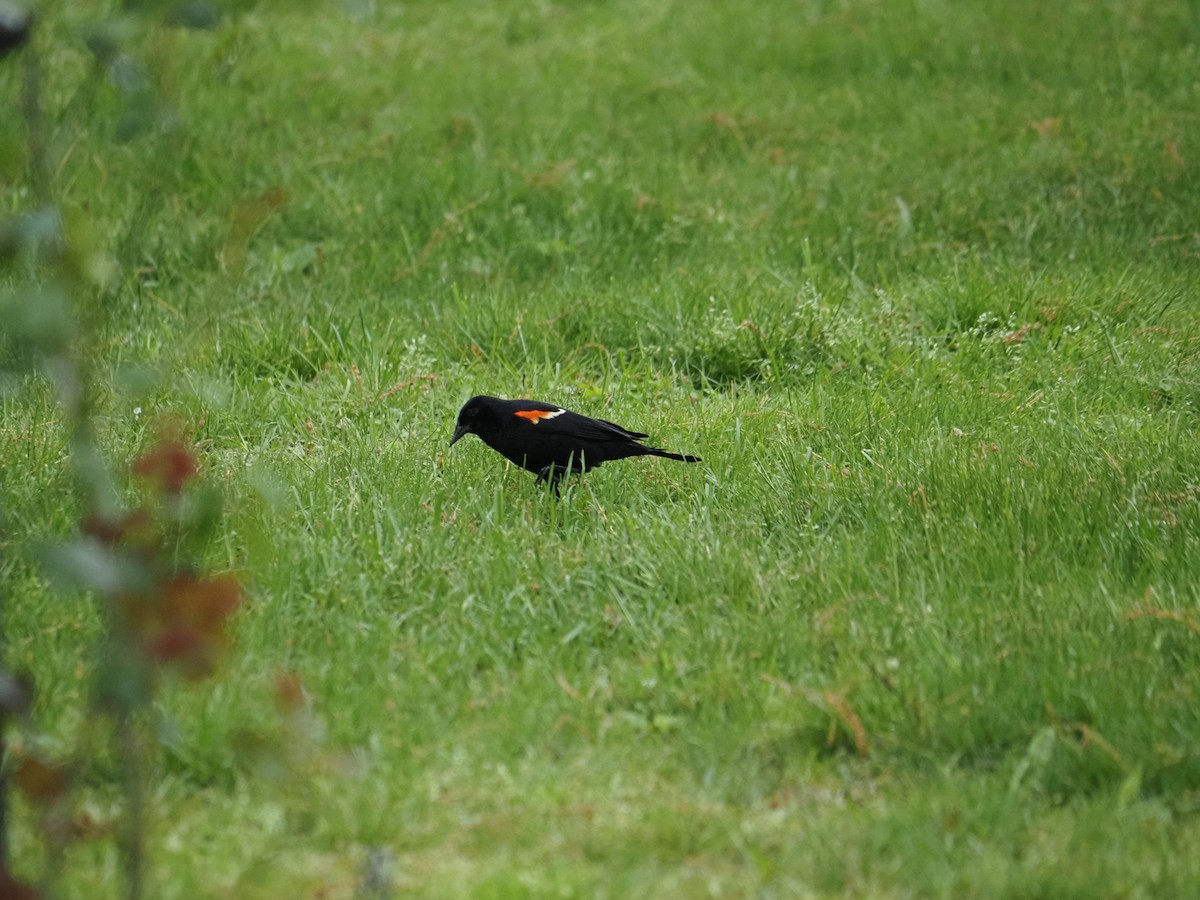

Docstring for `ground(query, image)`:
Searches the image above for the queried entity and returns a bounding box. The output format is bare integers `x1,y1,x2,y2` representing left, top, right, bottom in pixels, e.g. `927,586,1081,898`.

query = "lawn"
3,0,1200,896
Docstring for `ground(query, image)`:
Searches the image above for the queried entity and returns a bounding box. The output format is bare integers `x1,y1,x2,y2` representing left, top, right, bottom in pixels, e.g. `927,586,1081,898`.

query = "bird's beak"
450,424,470,447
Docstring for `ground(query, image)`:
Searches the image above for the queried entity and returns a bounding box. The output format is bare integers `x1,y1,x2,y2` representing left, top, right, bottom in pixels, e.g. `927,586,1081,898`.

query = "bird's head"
450,395,496,446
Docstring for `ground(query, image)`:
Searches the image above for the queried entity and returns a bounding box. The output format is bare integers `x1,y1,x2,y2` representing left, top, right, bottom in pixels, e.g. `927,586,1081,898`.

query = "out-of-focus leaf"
0,282,75,351
132,439,197,494
166,1,222,30
21,207,64,247
40,538,155,598
0,867,43,900
93,645,153,713
0,208,65,262
146,625,206,665
274,672,305,713
108,54,150,93
82,509,154,546
0,217,17,260
0,668,34,716
0,2,32,59
141,573,243,679
84,16,138,65
114,360,159,397
14,754,69,804
160,573,243,633
115,91,160,143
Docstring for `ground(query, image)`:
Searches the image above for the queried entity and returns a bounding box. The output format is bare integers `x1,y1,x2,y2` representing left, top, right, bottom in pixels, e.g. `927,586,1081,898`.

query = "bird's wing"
558,412,649,442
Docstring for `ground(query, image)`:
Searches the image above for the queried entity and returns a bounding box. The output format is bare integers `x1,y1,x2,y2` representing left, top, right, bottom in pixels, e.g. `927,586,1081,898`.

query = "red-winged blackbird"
450,395,700,492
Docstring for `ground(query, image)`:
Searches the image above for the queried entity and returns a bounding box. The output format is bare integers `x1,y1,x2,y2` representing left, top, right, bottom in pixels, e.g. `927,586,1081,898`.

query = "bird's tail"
647,448,701,464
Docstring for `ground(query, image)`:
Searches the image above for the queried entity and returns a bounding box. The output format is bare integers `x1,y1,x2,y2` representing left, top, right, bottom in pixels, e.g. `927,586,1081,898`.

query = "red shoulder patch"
514,408,566,423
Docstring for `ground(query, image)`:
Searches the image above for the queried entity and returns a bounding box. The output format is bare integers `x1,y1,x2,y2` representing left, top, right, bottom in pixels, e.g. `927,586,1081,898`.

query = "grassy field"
3,0,1200,896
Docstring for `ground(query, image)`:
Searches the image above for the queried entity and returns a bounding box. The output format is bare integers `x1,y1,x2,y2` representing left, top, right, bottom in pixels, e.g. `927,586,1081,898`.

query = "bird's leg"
537,464,564,497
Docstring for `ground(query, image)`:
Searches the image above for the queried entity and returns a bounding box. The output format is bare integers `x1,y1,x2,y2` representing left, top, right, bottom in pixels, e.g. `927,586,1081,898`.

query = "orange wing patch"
514,408,566,424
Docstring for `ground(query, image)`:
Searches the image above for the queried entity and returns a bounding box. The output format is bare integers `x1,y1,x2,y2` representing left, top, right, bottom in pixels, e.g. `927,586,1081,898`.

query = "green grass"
3,0,1200,896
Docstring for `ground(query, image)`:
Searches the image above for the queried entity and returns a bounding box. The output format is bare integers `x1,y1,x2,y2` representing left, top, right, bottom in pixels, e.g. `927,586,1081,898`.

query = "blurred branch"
2,2,37,886
1,5,247,897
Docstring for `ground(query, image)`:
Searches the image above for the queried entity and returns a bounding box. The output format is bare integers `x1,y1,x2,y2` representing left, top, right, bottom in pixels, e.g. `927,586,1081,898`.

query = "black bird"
450,395,700,492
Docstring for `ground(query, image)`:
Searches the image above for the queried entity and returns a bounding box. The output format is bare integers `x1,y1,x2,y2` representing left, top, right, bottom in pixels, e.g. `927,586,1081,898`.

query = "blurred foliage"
0,3,259,897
